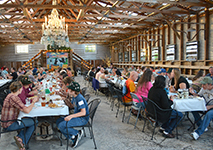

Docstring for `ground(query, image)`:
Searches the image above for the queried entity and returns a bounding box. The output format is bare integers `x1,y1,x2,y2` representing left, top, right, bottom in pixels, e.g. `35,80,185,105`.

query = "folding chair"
127,93,146,129
114,88,132,122
81,87,87,97
142,96,179,140
84,93,91,103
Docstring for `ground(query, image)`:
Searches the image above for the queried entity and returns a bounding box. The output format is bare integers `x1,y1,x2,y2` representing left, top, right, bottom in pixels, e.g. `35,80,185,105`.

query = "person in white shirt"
95,67,104,81
189,76,213,128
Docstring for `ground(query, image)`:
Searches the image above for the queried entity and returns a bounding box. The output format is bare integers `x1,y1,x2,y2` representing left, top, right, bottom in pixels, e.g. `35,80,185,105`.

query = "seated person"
56,82,89,148
56,76,74,106
192,70,205,88
133,69,153,108
99,70,111,88
89,67,95,77
1,81,38,150
147,76,183,138
169,68,190,93
95,67,104,81
191,104,213,140
123,71,138,103
205,66,213,80
122,67,130,79
37,67,46,82
18,76,35,104
9,67,18,81
189,77,213,127
112,67,121,77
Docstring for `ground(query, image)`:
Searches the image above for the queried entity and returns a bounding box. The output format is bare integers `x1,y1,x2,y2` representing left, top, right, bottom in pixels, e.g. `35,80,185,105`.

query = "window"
84,45,96,54
15,45,29,54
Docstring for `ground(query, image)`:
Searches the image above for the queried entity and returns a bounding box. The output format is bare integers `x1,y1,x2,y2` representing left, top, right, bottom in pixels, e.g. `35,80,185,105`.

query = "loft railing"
21,50,92,71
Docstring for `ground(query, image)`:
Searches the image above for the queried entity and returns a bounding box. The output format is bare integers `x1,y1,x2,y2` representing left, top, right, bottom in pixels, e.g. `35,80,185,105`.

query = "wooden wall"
111,10,213,76
0,42,110,69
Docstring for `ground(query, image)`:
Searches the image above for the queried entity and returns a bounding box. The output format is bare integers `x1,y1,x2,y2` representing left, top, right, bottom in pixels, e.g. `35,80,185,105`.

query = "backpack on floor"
35,122,53,140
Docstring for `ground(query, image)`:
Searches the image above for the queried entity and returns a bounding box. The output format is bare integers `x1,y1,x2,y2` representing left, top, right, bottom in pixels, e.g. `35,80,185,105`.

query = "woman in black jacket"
147,75,183,138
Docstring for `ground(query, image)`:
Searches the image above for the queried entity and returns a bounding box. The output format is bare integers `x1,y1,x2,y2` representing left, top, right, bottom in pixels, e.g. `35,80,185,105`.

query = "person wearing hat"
18,76,38,105
189,77,213,132
56,81,89,148
191,77,213,140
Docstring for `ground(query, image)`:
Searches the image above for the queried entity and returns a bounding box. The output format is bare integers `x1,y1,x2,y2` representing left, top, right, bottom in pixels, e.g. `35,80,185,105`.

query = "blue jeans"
135,101,146,109
6,118,38,145
191,111,202,126
56,117,88,139
161,110,183,133
195,109,213,136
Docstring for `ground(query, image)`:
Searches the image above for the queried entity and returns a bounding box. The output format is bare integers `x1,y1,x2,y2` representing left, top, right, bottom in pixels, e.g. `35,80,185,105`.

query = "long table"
18,95,69,120
172,97,207,112
0,79,11,87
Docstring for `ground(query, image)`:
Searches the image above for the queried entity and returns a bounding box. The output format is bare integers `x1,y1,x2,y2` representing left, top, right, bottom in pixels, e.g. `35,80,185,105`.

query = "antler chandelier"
40,0,70,48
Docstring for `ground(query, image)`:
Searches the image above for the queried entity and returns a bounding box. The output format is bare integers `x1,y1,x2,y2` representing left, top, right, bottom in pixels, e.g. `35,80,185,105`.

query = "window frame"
84,44,97,54
15,44,29,54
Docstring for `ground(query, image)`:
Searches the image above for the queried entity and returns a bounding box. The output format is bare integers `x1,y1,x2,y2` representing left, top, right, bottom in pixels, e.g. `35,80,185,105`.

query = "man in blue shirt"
206,66,213,80
56,81,89,148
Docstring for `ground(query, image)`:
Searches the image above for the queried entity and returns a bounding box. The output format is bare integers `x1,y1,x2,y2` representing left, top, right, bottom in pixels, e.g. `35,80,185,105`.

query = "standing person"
206,66,213,80
1,81,38,150
123,71,138,103
147,76,183,138
56,82,89,148
133,69,153,108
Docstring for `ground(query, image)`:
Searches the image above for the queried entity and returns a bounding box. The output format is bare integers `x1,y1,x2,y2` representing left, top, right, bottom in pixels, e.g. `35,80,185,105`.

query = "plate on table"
48,103,64,108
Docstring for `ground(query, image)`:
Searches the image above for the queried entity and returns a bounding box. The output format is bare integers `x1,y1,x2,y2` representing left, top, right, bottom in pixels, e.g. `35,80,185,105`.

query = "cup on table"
41,101,46,107
41,96,45,100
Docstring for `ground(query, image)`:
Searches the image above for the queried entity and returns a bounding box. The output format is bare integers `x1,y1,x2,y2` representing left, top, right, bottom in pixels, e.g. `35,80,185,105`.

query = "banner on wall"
46,52,68,70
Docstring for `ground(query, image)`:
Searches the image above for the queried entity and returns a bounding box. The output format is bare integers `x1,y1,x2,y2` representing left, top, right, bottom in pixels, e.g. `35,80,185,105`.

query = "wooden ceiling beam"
0,4,194,14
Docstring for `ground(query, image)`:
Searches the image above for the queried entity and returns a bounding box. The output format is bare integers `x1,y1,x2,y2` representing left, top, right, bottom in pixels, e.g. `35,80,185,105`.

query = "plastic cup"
41,102,46,107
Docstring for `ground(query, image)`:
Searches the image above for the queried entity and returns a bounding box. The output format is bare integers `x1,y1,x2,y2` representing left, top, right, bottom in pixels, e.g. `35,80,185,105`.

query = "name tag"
78,100,84,106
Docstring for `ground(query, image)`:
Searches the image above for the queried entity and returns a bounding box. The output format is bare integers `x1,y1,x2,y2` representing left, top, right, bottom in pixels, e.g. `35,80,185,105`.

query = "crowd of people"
86,64,213,139
0,66,89,149
1,64,213,149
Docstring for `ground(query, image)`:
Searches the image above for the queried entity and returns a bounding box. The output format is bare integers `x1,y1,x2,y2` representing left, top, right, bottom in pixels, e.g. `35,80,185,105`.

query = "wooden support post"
187,16,191,41
70,49,73,71
196,13,199,41
168,25,170,45
129,39,132,62
204,8,209,62
179,21,184,64
41,50,44,67
173,21,177,44
162,26,165,61
122,43,125,61
137,35,140,62
148,30,152,61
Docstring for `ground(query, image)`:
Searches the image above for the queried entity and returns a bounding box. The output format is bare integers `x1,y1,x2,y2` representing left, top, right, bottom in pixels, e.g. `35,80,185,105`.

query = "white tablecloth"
0,79,11,87
172,97,207,112
18,95,69,119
